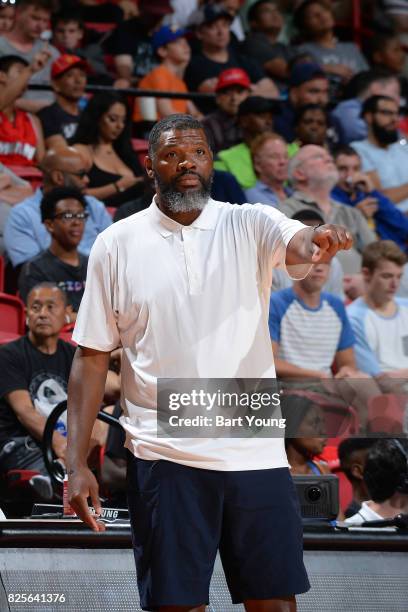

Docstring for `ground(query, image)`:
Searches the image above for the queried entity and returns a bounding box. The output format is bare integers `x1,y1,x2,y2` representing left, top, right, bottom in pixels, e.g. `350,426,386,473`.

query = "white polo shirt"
73,197,309,470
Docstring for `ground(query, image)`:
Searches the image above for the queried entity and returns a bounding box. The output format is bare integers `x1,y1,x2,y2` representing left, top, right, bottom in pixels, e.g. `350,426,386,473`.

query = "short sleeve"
350,142,376,173
4,204,43,267
72,234,120,351
37,105,59,139
347,305,381,376
0,343,27,397
247,204,312,281
327,296,355,350
268,291,290,342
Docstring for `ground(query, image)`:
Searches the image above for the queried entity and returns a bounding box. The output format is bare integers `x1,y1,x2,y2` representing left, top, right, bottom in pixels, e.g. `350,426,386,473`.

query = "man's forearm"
378,368,408,379
67,347,111,472
16,407,49,443
275,358,326,379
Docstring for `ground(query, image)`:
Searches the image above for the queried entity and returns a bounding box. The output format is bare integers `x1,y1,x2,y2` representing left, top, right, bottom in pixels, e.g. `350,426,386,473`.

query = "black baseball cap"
238,96,280,117
190,4,233,27
289,62,326,87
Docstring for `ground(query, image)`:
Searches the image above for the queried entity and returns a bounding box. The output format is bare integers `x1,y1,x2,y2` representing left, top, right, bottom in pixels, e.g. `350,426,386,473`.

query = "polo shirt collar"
148,195,219,237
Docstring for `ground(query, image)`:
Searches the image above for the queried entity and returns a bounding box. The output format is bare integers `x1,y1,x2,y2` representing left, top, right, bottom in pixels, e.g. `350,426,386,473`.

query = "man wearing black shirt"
37,54,87,149
185,4,278,114
102,0,172,84
0,283,74,477
19,186,88,318
241,0,291,88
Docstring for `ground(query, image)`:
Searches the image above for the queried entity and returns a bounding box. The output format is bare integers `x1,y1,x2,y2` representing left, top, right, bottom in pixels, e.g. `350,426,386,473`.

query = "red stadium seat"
335,0,373,47
85,22,116,34
0,331,21,345
132,138,149,166
0,292,25,336
7,165,43,189
0,255,4,292
367,394,406,434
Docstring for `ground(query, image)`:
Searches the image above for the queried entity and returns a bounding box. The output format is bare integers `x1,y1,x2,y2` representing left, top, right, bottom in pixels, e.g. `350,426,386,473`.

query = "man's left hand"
310,224,353,263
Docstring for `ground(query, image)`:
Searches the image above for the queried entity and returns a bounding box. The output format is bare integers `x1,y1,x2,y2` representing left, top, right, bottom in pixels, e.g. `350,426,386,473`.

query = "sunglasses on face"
68,170,89,178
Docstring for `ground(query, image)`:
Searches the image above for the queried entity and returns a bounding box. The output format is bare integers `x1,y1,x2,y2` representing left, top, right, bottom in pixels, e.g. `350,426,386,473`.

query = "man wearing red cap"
202,67,250,153
37,54,88,149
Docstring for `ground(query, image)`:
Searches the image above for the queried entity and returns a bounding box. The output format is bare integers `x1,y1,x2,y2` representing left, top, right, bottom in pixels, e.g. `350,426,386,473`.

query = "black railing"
28,83,216,101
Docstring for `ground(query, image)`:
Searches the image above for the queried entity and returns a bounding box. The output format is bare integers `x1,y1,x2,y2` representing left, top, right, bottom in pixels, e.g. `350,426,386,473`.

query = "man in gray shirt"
0,0,59,111
281,145,376,274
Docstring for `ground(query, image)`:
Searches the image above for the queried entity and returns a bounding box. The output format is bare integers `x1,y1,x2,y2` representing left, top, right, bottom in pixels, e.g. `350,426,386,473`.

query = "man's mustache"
170,170,207,188
176,170,204,180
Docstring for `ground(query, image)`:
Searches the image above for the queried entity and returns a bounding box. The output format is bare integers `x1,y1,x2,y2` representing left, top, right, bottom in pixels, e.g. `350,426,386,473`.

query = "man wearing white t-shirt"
66,114,353,612
347,240,408,378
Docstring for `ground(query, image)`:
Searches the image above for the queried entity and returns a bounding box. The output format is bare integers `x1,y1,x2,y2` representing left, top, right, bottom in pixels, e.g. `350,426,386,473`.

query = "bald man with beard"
4,146,112,268
281,145,376,274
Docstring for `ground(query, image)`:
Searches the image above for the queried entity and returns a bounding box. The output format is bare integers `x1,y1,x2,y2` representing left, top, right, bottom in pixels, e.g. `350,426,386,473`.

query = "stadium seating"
0,292,25,340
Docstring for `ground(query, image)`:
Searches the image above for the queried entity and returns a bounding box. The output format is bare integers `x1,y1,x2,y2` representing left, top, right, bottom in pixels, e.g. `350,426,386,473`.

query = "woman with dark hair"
280,393,330,476
72,92,145,207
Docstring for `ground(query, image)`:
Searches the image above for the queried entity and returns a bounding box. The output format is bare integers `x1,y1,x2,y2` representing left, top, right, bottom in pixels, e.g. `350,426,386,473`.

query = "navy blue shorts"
127,452,310,611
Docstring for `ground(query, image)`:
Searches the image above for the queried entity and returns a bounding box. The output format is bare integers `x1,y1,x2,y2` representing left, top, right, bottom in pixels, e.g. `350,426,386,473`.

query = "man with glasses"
19,187,88,321
351,95,408,213
4,146,112,269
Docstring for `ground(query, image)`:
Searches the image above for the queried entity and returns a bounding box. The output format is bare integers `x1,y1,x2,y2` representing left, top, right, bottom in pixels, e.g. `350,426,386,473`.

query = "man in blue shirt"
351,95,408,212
246,132,292,206
4,147,112,267
332,145,408,253
330,70,400,145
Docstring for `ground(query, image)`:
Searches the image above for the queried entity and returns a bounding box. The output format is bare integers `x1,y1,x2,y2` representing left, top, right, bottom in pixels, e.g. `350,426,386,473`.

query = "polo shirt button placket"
183,227,200,294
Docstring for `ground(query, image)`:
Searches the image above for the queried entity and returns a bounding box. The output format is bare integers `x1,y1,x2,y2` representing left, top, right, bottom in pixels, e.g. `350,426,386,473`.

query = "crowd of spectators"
0,0,408,519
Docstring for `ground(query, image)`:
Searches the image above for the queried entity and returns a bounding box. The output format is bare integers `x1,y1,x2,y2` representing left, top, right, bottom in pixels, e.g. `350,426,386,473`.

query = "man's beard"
63,174,83,190
310,168,339,191
154,169,213,213
372,122,399,146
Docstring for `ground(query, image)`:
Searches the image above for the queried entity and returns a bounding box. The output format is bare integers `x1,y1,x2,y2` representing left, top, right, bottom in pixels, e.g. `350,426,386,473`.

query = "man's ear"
0,71,7,87
350,462,364,481
157,46,167,61
361,266,371,283
253,155,261,176
51,169,64,185
290,86,298,106
144,156,154,180
51,78,62,94
292,165,305,184
65,304,74,324
44,219,54,234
